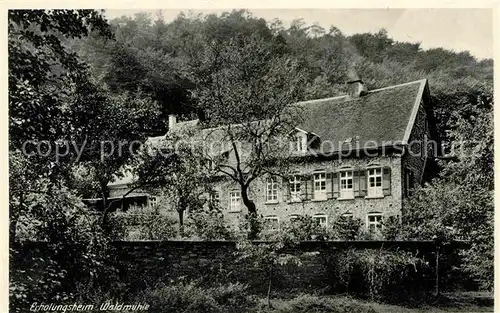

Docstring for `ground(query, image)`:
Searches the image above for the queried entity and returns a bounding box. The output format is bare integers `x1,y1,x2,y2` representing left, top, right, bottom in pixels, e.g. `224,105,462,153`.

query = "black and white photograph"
7,5,494,313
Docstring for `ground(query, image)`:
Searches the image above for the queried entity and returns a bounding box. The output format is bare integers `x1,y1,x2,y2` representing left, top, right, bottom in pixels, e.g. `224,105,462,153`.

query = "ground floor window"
367,213,383,233
313,214,328,227
229,191,241,211
264,215,280,231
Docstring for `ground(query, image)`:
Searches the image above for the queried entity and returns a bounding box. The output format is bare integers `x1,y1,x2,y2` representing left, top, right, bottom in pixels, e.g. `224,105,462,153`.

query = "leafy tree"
183,34,306,239
9,9,112,148
403,87,493,289
8,9,112,242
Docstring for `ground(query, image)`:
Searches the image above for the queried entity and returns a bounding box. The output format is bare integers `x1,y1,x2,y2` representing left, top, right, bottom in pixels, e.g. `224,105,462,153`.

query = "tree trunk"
241,185,256,214
267,266,273,308
99,182,111,232
241,185,259,239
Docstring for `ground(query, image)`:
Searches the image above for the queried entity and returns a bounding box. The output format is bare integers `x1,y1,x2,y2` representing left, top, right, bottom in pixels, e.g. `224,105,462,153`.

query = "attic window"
294,134,307,153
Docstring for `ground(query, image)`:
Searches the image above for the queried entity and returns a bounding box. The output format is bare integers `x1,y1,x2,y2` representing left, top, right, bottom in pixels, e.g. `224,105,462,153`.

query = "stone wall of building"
215,155,403,229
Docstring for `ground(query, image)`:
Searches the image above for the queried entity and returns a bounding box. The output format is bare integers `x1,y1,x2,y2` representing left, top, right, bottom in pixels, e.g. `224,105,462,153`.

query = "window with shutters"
367,213,383,234
339,170,354,199
289,175,302,202
313,171,327,200
266,176,279,203
313,214,328,227
229,190,241,212
264,215,280,231
367,168,383,198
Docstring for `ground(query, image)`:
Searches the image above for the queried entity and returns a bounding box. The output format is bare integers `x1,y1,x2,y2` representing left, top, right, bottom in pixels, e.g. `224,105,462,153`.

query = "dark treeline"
73,10,492,140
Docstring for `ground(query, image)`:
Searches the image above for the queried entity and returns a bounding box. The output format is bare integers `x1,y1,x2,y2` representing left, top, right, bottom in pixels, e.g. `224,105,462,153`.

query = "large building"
103,78,438,234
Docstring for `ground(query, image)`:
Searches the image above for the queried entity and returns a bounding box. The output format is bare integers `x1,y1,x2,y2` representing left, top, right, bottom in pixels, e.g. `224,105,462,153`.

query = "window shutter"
332,172,339,198
359,170,367,197
305,175,313,200
283,177,289,202
353,170,360,197
383,167,391,195
299,175,306,200
326,172,333,199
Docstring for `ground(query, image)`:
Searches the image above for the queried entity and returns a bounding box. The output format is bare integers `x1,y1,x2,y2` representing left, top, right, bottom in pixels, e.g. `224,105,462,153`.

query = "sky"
105,8,493,60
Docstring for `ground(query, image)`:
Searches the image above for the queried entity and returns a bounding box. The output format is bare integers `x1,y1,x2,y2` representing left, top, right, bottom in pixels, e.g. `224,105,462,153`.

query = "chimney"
168,114,177,130
346,66,367,97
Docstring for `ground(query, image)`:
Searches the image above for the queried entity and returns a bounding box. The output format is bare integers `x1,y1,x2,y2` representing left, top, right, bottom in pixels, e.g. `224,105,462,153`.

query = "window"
313,172,327,200
367,213,383,233
209,191,220,205
367,168,383,198
266,177,279,203
340,170,354,199
341,212,353,220
229,191,241,212
289,214,300,222
289,175,302,202
294,134,306,152
149,196,157,209
313,214,328,227
264,215,280,231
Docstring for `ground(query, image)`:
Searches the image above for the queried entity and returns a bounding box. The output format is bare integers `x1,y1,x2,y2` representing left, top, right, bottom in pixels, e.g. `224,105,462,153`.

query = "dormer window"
294,134,306,153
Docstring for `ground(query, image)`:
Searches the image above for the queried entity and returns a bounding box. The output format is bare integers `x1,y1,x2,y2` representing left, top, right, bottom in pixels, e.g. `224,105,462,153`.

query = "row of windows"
210,167,390,211
263,213,383,233
267,167,387,203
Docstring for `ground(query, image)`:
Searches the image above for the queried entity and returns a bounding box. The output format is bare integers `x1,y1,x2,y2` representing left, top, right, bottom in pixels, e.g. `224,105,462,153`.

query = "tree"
183,34,306,238
8,9,112,243
9,9,112,149
403,86,493,290
66,80,159,229
134,126,213,229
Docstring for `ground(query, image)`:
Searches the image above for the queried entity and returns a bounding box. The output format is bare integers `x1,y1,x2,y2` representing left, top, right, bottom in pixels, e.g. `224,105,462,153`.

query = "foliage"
133,281,255,313
403,88,493,289
9,9,112,149
9,187,119,312
184,209,235,240
329,248,431,303
331,216,363,240
111,206,178,240
258,293,379,313
236,234,302,307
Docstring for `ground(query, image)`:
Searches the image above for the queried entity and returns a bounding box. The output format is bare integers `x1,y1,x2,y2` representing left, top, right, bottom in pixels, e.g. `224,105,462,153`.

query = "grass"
253,294,494,313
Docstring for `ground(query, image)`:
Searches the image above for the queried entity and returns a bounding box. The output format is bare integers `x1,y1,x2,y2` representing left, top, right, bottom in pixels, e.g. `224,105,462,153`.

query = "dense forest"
73,10,492,139
9,9,493,312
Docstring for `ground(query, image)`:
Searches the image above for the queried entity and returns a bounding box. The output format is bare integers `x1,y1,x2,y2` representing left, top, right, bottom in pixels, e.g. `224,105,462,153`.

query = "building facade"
104,78,437,234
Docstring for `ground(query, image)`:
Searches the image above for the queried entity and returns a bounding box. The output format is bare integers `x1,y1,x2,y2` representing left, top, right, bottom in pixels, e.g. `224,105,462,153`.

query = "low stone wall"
110,240,449,293
12,240,468,295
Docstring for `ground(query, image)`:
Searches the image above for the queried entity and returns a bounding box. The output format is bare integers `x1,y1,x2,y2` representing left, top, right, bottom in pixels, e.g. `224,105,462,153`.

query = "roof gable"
295,79,427,153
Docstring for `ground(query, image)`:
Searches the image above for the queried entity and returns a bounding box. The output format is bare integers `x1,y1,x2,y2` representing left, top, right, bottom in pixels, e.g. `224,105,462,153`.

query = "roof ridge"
295,79,427,105
367,79,427,93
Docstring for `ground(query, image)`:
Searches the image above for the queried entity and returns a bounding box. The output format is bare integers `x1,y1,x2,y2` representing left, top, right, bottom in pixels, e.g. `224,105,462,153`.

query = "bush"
328,248,432,303
255,294,378,313
111,206,178,240
331,216,363,240
133,281,254,313
184,209,235,240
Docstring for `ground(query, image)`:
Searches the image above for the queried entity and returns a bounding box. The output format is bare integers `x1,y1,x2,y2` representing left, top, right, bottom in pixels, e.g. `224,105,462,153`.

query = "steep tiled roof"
295,79,426,153
108,79,427,186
